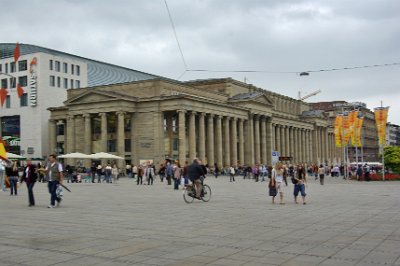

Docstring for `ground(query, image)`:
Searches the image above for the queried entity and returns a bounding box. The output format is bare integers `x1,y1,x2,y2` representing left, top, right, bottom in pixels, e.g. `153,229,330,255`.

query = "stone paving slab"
1,175,400,265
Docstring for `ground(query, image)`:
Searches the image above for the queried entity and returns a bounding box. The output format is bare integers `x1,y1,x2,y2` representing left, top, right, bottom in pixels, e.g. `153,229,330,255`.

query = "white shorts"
276,182,285,193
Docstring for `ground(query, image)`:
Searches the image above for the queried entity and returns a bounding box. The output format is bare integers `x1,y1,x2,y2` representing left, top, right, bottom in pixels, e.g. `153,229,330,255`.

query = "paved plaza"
1,175,400,266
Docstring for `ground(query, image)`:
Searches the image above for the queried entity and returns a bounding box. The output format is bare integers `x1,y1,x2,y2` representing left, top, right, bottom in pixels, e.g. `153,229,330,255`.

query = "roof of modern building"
0,43,159,87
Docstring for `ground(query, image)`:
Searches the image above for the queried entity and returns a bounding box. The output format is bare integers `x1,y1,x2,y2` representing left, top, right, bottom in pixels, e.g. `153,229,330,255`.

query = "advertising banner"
334,115,343,147
374,107,389,146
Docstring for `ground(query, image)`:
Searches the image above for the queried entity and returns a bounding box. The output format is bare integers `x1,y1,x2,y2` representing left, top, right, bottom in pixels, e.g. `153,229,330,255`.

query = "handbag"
269,187,277,197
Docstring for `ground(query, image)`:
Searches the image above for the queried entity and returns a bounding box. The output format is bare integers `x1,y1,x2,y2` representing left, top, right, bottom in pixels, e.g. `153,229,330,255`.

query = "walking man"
45,154,63,208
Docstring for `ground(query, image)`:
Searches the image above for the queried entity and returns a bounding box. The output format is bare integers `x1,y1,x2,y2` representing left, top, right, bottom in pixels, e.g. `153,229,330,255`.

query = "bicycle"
183,182,211,203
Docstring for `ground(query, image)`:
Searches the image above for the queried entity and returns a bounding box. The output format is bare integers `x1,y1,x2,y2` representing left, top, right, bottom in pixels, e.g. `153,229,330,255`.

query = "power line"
185,62,400,75
164,0,188,74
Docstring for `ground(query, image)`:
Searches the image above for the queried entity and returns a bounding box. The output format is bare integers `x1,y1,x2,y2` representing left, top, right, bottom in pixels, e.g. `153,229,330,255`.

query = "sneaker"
56,198,62,207
48,205,55,208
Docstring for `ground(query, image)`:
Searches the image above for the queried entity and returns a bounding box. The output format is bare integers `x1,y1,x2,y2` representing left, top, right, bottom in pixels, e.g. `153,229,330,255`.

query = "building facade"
311,101,380,162
49,78,337,168
0,43,157,158
386,123,400,146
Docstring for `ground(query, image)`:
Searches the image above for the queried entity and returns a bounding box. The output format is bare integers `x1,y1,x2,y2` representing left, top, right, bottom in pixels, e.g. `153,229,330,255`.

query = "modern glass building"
0,43,158,158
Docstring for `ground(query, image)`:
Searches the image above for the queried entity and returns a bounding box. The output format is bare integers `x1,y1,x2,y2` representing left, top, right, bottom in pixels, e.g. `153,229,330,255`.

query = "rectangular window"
10,62,16,73
56,124,65,136
57,77,61,88
18,60,28,71
18,76,28,87
125,139,131,152
0,63,2,72
20,93,28,107
55,61,60,72
1,78,7,88
107,140,116,152
49,60,53,70
63,78,68,89
63,62,68,73
9,78,16,88
50,76,55,87
71,64,75,75
5,63,8,73
75,80,80,88
76,65,80,76
5,95,11,108
70,79,74,89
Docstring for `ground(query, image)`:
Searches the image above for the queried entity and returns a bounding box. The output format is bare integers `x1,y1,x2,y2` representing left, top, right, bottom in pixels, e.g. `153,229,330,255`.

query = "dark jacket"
188,161,205,181
22,164,38,184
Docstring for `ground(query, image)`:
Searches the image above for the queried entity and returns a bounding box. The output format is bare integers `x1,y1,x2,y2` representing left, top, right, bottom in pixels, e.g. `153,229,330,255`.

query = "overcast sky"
2,0,399,124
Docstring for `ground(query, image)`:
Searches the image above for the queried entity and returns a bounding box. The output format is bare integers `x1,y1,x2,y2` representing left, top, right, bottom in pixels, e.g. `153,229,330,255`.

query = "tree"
384,146,400,173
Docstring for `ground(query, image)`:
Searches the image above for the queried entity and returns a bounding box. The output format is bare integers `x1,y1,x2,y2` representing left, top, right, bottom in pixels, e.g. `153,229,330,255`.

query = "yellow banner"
334,115,343,147
353,116,364,147
0,141,7,160
374,107,389,146
342,115,351,145
348,110,359,145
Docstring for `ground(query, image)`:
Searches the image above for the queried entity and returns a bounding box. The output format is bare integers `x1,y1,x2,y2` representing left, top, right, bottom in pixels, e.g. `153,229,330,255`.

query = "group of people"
0,154,63,208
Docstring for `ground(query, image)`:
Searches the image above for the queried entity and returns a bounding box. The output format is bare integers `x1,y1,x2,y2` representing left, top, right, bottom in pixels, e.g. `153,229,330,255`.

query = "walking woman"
268,172,277,204
6,160,19,196
21,159,37,206
272,162,286,204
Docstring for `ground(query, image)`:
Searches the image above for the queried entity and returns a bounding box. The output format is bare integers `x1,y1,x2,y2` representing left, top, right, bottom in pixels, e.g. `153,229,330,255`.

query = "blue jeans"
48,180,60,206
9,176,18,195
294,184,306,197
27,182,35,205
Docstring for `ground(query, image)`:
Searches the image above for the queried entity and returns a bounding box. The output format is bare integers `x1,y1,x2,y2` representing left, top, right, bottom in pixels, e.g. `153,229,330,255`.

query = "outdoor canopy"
89,152,124,160
57,152,92,159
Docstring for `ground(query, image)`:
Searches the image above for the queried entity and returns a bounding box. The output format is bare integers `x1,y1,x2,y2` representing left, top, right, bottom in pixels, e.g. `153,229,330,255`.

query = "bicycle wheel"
183,187,195,203
201,184,211,202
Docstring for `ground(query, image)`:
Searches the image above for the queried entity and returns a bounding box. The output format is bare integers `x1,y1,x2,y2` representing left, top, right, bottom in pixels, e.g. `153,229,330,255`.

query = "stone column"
276,125,281,156
99,113,107,152
238,118,244,166
280,125,285,157
297,128,302,164
245,114,254,166
302,129,307,164
66,115,75,153
83,114,91,167
49,119,57,156
231,117,238,166
189,111,197,160
116,112,126,169
285,125,290,158
260,117,267,165
313,127,318,163
289,127,294,162
198,113,206,162
207,114,215,167
325,128,329,165
223,116,231,167
130,112,137,165
254,115,260,165
178,110,186,164
216,115,223,168
266,118,273,165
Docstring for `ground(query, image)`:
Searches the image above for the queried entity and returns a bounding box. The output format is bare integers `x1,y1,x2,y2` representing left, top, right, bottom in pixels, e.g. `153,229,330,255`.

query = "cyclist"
188,158,206,199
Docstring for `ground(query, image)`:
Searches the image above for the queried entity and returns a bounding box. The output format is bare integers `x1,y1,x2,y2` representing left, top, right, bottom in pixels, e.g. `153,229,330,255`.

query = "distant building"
310,101,379,162
386,123,400,146
0,43,158,158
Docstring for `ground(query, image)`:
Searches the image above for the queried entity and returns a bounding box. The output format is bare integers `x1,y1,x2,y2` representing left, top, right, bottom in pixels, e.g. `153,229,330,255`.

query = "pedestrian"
187,158,206,199
183,161,189,185
126,163,132,178
145,164,154,185
0,159,6,192
272,162,286,204
318,164,325,185
166,162,173,185
105,164,112,183
364,163,370,181
132,164,138,180
268,173,277,204
21,158,38,206
96,164,103,183
112,164,119,183
293,165,307,204
356,165,363,181
173,161,182,190
253,165,260,182
158,164,165,182
214,163,219,178
90,163,97,183
45,154,63,208
229,165,235,182
137,165,143,185
6,160,19,196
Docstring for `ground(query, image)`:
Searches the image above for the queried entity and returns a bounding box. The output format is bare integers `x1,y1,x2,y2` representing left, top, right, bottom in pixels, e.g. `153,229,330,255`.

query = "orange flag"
14,42,20,63
0,88,8,107
0,141,7,160
17,83,25,98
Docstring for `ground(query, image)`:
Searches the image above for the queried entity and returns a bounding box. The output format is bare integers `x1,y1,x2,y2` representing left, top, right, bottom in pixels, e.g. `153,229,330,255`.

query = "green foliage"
384,146,400,173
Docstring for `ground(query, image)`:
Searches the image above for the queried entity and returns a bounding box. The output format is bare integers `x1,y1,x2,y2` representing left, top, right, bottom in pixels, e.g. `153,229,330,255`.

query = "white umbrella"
89,152,124,160
58,152,92,159
6,152,25,159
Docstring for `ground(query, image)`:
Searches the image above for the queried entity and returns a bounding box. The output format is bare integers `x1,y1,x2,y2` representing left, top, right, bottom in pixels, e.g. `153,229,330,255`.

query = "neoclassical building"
48,78,338,168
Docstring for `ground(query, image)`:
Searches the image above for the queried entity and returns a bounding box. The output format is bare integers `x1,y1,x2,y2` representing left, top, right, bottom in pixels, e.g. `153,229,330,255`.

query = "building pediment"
229,92,273,106
65,90,137,105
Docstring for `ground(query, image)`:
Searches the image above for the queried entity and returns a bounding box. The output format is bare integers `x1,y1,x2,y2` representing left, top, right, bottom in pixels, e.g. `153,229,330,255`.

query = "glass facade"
1,116,21,154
